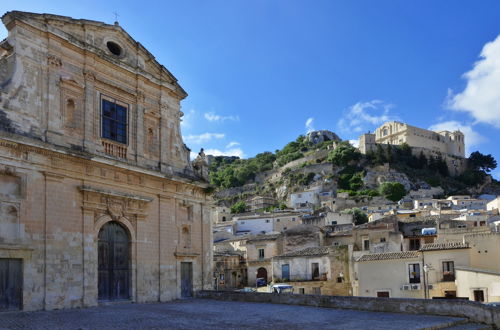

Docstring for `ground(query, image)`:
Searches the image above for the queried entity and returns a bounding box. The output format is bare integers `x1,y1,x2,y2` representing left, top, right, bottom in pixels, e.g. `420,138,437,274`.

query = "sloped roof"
246,233,281,243
275,246,333,258
420,242,469,251
357,251,420,262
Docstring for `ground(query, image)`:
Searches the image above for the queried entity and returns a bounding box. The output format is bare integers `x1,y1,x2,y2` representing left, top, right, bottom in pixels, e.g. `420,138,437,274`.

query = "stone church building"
0,11,213,311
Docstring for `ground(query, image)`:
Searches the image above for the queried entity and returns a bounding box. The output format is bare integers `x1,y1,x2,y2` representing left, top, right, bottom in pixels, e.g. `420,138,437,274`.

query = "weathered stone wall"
197,291,500,327
0,11,213,312
0,139,213,310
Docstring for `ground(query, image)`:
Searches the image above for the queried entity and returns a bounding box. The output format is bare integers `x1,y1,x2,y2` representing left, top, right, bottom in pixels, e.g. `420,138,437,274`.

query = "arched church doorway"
98,221,130,301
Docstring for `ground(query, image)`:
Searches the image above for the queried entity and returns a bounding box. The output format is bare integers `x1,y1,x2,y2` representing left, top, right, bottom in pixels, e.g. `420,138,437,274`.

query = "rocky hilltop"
207,130,499,211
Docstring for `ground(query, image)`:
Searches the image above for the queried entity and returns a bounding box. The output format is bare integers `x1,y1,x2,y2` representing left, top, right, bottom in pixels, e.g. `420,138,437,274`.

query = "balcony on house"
442,271,455,282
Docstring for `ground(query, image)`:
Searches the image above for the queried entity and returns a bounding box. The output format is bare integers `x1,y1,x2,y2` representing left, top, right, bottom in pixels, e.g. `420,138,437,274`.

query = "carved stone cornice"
78,185,153,202
78,185,152,223
174,252,200,258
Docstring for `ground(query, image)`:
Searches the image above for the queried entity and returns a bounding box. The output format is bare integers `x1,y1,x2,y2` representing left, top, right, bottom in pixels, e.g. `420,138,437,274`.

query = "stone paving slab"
0,299,468,330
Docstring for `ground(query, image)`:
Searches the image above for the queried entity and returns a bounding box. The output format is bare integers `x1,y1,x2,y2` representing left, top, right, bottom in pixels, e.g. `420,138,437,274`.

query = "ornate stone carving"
106,198,124,220
192,148,209,181
47,54,62,67
78,186,152,227
83,69,95,82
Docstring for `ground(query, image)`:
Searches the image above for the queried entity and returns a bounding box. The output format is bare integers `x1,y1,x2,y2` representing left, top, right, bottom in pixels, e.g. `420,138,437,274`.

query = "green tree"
374,144,387,165
468,151,497,173
379,182,406,202
385,143,393,163
327,141,361,166
342,208,368,225
230,201,247,214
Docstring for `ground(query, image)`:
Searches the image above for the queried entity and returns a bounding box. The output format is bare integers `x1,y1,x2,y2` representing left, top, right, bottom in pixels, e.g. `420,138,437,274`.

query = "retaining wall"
197,291,500,327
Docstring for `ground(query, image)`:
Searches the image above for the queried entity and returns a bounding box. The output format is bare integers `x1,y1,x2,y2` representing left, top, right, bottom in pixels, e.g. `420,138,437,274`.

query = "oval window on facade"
106,41,122,56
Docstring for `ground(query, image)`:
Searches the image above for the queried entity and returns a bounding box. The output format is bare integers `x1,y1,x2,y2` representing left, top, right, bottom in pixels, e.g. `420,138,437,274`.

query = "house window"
311,262,319,280
377,291,390,298
408,263,421,283
473,290,484,302
409,238,420,251
363,238,370,251
102,97,127,144
299,288,305,294
380,237,386,243
442,261,455,281
281,264,290,281
312,287,321,295
258,248,265,260
265,220,270,223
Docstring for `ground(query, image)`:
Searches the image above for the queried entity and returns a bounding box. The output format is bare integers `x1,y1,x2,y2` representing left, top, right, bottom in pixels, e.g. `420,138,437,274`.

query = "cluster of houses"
212,190,500,302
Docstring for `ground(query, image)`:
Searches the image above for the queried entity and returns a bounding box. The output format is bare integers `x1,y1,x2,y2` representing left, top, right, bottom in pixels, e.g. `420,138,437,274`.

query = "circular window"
106,41,122,56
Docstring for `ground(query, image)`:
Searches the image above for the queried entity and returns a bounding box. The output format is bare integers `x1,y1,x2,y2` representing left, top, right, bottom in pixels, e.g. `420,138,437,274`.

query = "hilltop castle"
358,121,466,174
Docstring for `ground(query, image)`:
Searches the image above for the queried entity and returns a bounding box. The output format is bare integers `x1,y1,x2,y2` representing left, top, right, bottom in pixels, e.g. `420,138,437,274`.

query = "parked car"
270,284,294,294
256,277,267,287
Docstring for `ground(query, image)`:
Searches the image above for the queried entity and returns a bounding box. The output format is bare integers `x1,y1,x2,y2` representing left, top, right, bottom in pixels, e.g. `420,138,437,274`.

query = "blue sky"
1,1,500,179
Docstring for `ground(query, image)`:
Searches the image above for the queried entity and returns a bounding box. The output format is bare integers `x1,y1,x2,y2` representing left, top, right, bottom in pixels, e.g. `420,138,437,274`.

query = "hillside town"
211,122,500,303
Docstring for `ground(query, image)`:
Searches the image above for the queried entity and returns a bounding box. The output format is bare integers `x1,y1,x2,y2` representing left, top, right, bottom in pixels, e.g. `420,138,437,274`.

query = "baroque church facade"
0,11,213,311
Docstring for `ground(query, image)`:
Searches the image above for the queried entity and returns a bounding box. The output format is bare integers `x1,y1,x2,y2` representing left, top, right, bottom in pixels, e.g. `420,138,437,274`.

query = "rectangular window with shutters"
101,97,128,144
408,263,421,284
442,261,455,281
258,248,265,260
409,238,420,251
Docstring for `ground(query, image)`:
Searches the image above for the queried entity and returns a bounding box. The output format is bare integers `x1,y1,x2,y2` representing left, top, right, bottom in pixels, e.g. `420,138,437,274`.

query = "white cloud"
180,109,196,129
447,34,500,128
349,139,360,148
204,112,239,122
226,141,240,148
338,100,397,135
183,132,225,145
305,117,315,133
204,148,245,158
428,121,486,155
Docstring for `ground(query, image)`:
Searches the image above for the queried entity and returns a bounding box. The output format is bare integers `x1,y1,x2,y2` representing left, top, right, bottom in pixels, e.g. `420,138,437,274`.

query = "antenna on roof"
113,11,119,25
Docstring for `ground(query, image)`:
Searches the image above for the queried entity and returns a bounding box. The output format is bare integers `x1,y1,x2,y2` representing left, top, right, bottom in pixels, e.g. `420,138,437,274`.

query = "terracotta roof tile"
420,242,469,251
357,251,420,262
275,246,333,258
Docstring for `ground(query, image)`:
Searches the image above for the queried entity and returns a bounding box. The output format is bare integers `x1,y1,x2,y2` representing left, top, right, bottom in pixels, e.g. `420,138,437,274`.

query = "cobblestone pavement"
0,298,467,330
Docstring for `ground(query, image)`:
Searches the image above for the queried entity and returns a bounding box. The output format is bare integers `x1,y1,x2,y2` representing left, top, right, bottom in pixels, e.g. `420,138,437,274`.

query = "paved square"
0,299,467,329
